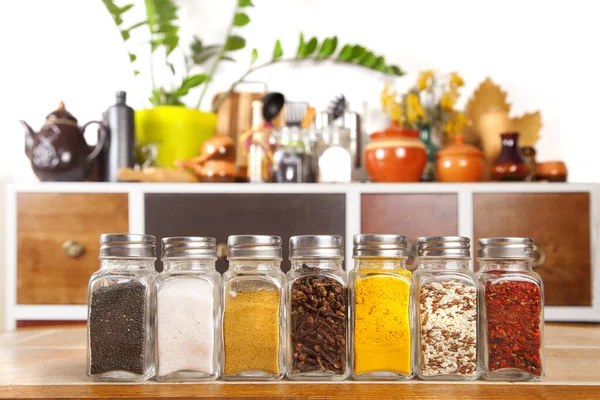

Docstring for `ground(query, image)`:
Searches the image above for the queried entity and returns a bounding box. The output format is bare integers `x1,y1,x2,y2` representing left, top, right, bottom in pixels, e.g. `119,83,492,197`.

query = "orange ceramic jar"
364,123,427,182
436,135,484,182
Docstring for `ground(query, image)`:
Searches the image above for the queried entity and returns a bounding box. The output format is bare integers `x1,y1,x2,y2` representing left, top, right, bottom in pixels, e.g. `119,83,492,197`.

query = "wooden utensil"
301,107,316,129
117,167,198,183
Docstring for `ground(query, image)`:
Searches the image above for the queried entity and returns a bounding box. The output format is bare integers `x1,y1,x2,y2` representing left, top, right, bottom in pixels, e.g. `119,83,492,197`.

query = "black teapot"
21,102,107,181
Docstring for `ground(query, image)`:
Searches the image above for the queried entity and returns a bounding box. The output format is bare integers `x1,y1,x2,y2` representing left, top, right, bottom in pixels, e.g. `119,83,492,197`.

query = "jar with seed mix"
155,237,221,382
285,235,349,381
414,236,478,381
87,234,157,382
222,235,285,380
350,234,414,380
478,237,545,381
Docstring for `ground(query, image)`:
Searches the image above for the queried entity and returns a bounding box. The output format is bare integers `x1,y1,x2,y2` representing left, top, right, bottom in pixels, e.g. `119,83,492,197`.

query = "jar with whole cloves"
414,236,478,381
222,235,285,381
285,235,349,381
155,237,221,382
87,234,157,382
478,237,545,381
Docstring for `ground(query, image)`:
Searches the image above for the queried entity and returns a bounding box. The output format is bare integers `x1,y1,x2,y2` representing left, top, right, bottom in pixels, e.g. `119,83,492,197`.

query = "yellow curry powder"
223,289,280,375
354,271,412,374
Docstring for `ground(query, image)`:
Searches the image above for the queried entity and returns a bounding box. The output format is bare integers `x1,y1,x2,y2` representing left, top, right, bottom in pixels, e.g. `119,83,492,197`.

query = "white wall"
0,0,598,182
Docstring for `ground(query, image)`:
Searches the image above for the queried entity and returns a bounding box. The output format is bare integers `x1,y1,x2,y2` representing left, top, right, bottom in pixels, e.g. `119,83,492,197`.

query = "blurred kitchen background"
0,0,597,330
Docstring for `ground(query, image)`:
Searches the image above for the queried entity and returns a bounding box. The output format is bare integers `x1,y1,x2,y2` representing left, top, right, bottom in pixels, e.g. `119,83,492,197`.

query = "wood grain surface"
473,192,591,306
1,324,598,399
17,193,129,305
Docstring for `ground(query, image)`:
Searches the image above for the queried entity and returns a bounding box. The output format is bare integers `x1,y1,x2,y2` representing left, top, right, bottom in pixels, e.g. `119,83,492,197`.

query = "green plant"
103,0,405,111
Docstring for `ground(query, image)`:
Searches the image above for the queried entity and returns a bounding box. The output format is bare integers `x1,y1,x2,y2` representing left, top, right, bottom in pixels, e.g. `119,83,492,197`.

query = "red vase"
491,132,529,181
365,122,427,182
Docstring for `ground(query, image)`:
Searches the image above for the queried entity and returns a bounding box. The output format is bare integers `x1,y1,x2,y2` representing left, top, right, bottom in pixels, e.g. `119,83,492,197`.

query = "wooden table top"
0,323,599,399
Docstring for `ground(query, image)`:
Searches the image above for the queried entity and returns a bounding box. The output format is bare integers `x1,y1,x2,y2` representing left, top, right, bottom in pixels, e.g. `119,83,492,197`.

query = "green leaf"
221,56,236,62
250,48,258,66
144,0,179,54
129,53,137,62
168,62,175,75
389,65,405,76
351,45,365,61
303,37,318,56
317,37,336,58
102,0,134,26
175,74,210,96
272,39,283,61
125,20,147,32
121,30,130,40
296,33,306,57
362,52,378,67
233,12,250,26
224,35,246,51
374,56,385,71
119,4,134,14
338,44,353,61
238,0,254,6
134,70,140,76
191,43,221,64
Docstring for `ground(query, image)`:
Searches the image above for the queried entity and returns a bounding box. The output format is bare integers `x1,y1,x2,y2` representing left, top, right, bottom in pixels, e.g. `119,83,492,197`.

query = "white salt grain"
157,278,214,377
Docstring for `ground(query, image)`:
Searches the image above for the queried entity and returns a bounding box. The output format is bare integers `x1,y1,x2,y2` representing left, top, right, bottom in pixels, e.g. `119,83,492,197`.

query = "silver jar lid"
289,235,344,259
162,237,217,259
353,234,407,257
227,235,282,259
99,234,156,259
478,237,534,259
416,236,471,257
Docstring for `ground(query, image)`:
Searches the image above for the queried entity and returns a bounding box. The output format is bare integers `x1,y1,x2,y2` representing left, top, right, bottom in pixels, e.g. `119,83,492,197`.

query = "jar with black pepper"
87,234,157,382
414,236,478,381
477,237,545,381
155,237,221,382
222,235,285,381
285,235,349,381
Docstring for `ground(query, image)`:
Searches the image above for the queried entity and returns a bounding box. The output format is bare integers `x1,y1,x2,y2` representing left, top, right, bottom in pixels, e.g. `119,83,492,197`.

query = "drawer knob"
62,240,85,258
533,244,546,269
216,243,228,260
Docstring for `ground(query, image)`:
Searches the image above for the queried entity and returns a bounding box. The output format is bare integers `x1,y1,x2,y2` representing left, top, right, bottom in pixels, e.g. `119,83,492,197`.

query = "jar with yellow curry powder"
350,234,414,380
222,235,285,381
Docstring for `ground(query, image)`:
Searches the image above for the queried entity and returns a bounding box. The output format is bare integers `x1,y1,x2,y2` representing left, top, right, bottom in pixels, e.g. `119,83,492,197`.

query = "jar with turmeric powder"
414,236,478,381
222,235,285,381
350,234,414,380
285,235,349,381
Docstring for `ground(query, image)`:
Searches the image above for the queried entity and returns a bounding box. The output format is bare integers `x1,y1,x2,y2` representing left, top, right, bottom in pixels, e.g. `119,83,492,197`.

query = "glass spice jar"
477,237,545,381
350,234,414,380
272,127,315,183
285,235,349,381
87,234,157,382
155,237,221,382
414,236,478,381
222,235,285,381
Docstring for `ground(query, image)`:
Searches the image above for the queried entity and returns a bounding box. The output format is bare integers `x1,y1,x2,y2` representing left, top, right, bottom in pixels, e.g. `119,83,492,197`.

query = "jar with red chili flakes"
477,237,544,381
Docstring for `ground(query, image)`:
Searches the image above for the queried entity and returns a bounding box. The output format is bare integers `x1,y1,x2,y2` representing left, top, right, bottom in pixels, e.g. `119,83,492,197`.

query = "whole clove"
290,265,347,375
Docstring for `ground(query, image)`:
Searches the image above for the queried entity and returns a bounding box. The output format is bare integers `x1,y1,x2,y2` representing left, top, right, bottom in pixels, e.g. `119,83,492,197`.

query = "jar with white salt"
155,237,221,381
414,236,479,381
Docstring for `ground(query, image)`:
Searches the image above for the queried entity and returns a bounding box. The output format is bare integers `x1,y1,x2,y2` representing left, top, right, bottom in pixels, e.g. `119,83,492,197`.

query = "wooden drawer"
17,193,129,305
473,192,591,306
145,193,346,273
361,194,459,269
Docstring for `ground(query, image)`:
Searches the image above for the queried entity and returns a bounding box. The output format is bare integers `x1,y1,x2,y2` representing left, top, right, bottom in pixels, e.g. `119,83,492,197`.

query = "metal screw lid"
161,237,217,259
353,234,407,258
227,235,282,259
416,236,471,258
99,234,156,259
289,235,344,259
478,237,534,259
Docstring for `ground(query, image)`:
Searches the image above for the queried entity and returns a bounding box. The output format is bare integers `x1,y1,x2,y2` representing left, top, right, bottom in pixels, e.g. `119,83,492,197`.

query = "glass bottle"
222,235,285,380
272,127,314,183
520,146,537,181
285,235,349,381
86,234,157,382
414,236,479,381
350,234,414,380
477,237,545,381
316,126,352,183
247,100,273,183
155,237,221,382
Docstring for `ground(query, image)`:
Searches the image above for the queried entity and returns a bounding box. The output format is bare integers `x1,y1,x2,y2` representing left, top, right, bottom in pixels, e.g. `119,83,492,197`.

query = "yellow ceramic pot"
436,134,484,182
135,106,217,168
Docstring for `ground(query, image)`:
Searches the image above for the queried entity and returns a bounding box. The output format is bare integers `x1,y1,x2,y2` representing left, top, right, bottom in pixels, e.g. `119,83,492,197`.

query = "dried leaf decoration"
511,111,542,147
465,77,511,124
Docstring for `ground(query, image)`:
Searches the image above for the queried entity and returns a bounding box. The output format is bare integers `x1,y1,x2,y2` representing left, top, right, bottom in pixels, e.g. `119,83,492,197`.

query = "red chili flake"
484,278,542,376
